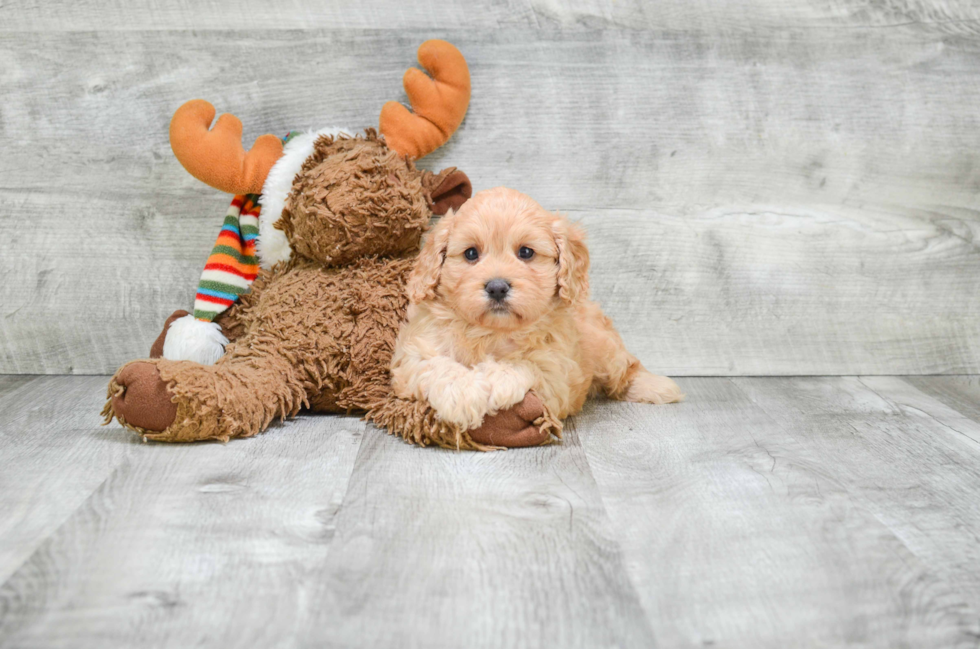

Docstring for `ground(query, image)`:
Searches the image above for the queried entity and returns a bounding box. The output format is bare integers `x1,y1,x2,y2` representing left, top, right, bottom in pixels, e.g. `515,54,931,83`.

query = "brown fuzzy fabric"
465,392,562,448
149,310,189,359
150,308,244,359
423,167,472,215
279,130,430,267
104,133,559,450
212,305,246,344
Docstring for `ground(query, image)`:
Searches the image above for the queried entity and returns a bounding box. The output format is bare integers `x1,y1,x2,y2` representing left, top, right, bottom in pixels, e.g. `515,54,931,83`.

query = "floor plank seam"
866,377,980,450
0,458,129,589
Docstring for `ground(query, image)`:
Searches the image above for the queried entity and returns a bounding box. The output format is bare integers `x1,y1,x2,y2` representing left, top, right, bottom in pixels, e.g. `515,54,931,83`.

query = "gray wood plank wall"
2,2,979,375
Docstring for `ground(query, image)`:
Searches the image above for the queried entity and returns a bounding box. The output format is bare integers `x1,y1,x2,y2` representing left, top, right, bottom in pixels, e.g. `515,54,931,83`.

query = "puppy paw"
475,361,535,414
626,372,685,404
427,372,494,430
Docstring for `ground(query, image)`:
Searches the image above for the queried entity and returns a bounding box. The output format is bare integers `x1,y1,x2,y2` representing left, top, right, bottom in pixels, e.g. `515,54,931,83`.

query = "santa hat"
161,193,261,365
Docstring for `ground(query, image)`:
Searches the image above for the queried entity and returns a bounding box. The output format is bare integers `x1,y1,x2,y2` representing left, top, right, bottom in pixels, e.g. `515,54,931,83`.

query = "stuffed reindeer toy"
103,40,559,450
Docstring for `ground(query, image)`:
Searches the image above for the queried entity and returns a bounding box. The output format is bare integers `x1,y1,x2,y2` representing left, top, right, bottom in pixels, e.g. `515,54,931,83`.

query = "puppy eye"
518,246,535,260
464,247,479,262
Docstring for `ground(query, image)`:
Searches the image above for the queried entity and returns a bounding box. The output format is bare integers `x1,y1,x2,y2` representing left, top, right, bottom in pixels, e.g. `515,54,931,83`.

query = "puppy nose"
485,278,511,302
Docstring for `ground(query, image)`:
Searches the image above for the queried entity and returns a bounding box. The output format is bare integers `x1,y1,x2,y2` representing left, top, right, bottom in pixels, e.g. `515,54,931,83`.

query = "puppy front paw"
427,372,494,430
475,361,535,414
626,372,685,404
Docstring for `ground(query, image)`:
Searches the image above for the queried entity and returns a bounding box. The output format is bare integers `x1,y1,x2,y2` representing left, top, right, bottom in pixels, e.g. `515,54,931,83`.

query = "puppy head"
407,187,589,331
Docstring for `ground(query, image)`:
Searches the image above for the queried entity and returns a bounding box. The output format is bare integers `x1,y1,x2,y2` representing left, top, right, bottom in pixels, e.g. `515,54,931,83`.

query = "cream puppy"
391,187,683,435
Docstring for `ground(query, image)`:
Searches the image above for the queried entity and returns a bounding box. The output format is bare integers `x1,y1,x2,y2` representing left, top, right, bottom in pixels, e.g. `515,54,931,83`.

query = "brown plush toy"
102,41,560,450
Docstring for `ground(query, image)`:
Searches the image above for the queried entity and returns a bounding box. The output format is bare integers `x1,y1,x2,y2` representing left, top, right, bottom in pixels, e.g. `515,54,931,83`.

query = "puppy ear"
554,216,590,304
407,209,457,303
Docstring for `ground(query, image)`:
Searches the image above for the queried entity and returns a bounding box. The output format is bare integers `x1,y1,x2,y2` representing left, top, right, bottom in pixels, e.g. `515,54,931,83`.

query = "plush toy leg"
103,360,220,442
468,391,562,448
103,350,311,442
105,361,180,433
365,391,561,451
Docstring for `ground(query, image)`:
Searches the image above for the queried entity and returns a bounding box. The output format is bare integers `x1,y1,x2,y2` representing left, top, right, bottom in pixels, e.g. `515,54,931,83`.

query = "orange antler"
169,99,284,194
380,40,471,160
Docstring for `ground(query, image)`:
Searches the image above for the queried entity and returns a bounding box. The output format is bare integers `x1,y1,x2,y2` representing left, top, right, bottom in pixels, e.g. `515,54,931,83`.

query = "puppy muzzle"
485,278,511,303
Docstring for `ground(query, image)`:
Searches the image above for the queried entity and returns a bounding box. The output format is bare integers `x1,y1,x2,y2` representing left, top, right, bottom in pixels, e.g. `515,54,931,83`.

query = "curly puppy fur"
104,132,543,450
391,187,684,432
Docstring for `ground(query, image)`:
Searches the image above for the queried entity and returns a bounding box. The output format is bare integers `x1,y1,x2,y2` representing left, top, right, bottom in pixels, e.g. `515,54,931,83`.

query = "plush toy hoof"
468,391,557,448
109,362,178,432
150,310,191,358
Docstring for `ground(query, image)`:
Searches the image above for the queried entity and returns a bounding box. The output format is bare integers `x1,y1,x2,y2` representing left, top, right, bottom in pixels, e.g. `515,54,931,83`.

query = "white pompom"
162,314,229,365
258,127,351,269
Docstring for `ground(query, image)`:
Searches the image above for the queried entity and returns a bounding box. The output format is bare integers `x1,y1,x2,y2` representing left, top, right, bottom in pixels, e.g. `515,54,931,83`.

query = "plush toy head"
168,39,471,269
278,130,468,267
160,40,472,365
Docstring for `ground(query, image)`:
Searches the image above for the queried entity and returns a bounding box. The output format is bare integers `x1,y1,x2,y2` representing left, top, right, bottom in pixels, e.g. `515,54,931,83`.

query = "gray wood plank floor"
2,376,979,648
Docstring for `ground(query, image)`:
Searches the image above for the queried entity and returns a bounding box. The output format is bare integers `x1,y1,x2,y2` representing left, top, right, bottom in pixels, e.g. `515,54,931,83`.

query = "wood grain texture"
865,375,980,447
3,25,980,374
904,376,980,425
0,377,364,648
300,424,655,649
0,0,539,31
577,378,980,648
0,376,653,648
734,376,980,646
2,0,979,32
6,376,980,646
0,376,123,584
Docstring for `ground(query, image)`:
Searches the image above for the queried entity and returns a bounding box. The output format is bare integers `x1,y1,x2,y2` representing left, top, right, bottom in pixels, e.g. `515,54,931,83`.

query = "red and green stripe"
193,194,262,321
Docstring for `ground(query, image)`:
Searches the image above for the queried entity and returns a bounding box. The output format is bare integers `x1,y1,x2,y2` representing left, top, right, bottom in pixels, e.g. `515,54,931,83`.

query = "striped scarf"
193,194,261,321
